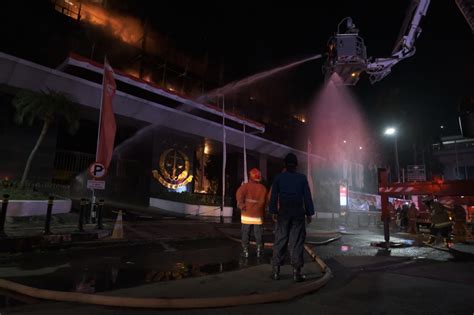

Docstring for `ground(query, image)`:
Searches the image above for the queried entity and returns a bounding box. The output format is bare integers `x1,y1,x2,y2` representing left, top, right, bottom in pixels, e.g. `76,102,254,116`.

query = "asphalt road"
1,222,473,315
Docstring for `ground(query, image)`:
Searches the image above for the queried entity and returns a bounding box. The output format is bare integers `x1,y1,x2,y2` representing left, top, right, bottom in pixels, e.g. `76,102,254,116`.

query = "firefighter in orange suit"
236,168,268,258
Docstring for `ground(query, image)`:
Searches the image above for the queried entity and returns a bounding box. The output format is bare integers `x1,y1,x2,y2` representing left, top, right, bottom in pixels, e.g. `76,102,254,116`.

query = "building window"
52,0,82,20
468,166,474,179
455,165,474,179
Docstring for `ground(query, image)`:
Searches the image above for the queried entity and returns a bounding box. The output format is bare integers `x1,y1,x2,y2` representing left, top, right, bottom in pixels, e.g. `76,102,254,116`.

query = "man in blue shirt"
270,153,314,282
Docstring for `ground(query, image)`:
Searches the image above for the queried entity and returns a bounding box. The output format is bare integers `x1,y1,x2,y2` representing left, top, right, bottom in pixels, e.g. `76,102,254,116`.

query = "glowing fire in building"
80,2,143,46
53,0,153,50
124,68,152,82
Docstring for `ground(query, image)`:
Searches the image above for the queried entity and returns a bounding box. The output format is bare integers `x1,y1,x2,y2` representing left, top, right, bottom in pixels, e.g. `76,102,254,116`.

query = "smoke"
310,73,375,166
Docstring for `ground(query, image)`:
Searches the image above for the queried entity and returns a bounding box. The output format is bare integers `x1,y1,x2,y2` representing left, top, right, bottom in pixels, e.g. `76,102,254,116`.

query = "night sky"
138,0,473,164
153,1,472,112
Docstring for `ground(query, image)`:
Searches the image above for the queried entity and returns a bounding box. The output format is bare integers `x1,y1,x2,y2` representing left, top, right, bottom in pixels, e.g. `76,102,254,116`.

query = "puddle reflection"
340,245,351,252
5,243,272,295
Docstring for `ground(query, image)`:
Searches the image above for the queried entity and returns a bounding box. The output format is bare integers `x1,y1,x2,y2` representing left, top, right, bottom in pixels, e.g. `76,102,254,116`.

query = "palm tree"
13,89,80,187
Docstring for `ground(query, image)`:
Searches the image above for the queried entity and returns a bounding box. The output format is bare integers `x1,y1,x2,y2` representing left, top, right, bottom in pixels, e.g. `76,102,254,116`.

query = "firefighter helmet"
249,168,262,182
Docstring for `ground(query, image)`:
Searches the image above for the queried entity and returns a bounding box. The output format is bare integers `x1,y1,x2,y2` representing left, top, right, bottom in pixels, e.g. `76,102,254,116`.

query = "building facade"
1,52,326,213
433,135,474,180
0,0,380,214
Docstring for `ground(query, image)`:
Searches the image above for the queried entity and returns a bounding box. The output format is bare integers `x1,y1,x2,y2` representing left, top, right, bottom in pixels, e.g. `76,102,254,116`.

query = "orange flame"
124,68,152,82
80,2,144,47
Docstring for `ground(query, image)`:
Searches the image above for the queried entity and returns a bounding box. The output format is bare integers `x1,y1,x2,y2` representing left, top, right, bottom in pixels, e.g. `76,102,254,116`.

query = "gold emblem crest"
152,149,193,190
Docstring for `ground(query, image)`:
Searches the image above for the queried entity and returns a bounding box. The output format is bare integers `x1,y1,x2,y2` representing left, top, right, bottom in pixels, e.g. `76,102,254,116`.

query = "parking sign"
88,162,107,179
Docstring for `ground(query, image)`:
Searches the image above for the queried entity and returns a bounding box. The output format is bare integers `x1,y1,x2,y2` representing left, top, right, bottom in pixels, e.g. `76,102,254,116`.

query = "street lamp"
384,127,396,136
384,127,400,182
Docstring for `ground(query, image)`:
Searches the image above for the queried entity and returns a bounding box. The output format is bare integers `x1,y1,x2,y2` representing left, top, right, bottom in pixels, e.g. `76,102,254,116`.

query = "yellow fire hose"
0,232,331,309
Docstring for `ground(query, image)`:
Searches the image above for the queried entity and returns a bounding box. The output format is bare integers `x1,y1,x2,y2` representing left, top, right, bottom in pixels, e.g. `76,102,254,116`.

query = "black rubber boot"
293,267,305,282
256,244,263,258
241,246,249,258
443,238,450,247
426,235,436,245
271,265,280,280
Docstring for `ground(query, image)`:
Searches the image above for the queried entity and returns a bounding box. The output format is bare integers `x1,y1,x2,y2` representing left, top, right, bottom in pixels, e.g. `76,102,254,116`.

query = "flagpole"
221,95,226,223
90,56,107,223
95,56,107,159
243,123,248,183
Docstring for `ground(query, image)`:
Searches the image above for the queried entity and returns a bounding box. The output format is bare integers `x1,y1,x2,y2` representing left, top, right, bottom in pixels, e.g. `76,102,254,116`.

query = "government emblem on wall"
152,148,193,190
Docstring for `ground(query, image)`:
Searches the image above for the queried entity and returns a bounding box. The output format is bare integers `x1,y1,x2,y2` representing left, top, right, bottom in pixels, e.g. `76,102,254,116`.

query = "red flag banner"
96,57,117,170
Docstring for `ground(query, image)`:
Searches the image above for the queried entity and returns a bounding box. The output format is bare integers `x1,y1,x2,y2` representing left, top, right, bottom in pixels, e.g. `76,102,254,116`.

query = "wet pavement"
0,221,320,297
105,262,324,299
312,229,453,262
0,218,473,314
0,238,264,294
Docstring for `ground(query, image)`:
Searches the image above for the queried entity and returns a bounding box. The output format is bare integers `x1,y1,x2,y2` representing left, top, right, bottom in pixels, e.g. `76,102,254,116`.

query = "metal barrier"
0,194,9,238
96,199,104,230
78,198,87,232
44,196,54,235
0,195,110,241
346,211,381,228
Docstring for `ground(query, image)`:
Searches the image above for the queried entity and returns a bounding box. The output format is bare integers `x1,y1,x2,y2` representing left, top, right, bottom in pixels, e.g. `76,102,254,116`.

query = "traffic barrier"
0,194,9,238
43,196,54,235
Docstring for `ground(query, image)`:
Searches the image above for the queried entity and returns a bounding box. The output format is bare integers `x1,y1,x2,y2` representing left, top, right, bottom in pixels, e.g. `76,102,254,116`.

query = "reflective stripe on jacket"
236,182,267,225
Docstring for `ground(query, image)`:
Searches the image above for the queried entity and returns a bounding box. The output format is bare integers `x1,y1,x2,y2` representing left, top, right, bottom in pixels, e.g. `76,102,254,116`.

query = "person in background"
452,204,469,241
401,204,409,231
407,203,418,234
396,206,403,231
426,200,452,247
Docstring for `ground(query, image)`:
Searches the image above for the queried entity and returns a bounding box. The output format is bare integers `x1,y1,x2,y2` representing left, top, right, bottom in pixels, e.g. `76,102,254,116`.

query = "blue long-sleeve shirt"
269,170,315,217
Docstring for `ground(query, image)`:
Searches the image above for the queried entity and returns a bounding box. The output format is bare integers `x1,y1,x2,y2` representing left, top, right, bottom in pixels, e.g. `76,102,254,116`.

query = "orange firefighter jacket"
236,181,268,225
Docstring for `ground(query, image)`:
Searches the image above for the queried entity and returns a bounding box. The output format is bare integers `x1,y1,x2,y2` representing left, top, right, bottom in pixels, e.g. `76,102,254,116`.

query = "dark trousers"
272,215,306,268
383,218,390,243
241,224,263,247
430,226,451,238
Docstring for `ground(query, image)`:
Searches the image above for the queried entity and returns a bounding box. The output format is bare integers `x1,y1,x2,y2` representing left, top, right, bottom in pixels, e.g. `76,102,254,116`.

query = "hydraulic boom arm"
366,0,431,83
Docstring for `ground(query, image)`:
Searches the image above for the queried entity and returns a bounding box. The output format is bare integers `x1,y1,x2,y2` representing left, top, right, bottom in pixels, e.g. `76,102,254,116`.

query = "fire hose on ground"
0,232,332,309
305,233,342,245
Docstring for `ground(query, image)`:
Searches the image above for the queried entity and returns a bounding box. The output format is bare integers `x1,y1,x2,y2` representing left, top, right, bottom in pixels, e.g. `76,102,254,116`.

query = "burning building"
0,0,380,217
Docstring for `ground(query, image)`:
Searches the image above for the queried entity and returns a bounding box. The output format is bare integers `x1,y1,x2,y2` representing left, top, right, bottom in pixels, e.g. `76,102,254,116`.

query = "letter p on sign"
88,162,107,179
